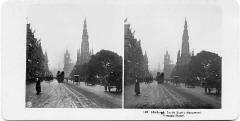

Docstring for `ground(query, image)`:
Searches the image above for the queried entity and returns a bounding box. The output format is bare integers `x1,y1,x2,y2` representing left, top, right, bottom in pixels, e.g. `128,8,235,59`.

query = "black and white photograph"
124,2,222,109
1,0,240,120
25,3,123,108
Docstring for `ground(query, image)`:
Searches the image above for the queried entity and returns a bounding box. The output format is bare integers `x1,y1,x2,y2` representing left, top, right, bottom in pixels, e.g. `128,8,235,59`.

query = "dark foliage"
71,49,122,85
171,50,221,90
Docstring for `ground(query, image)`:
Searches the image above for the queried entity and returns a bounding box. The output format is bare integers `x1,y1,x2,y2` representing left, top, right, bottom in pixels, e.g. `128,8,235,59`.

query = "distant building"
143,51,150,76
43,51,49,73
77,18,93,65
177,18,192,66
64,50,74,78
164,51,175,79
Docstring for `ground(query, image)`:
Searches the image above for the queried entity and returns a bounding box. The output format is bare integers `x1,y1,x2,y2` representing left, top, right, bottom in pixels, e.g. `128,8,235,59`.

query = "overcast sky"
27,3,123,70
124,1,222,71
27,1,222,71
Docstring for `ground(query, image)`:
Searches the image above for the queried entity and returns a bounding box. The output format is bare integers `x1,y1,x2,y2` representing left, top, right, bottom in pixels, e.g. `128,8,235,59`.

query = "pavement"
26,79,122,108
124,80,221,109
26,79,221,109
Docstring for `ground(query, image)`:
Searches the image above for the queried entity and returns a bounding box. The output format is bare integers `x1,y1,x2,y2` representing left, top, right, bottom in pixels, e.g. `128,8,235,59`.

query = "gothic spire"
177,49,180,61
184,17,188,29
182,18,189,41
84,17,87,29
80,17,90,65
181,18,189,54
82,17,88,40
180,18,191,65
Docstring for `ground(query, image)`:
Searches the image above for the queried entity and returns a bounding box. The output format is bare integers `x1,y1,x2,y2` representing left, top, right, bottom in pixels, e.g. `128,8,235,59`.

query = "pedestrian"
104,76,108,92
135,79,140,95
36,77,41,95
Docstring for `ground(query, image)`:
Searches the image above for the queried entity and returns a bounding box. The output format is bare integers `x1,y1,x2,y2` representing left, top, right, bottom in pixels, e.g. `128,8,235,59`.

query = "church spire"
177,49,180,63
80,18,90,65
143,50,149,76
184,17,188,29
180,18,191,65
82,17,88,39
182,18,189,42
84,17,87,29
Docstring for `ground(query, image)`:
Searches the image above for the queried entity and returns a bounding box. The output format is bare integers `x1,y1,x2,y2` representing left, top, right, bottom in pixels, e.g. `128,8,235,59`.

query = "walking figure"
36,77,41,95
104,75,108,92
135,79,140,95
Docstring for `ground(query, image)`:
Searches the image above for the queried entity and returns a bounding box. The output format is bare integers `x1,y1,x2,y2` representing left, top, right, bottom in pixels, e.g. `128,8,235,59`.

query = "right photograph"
124,1,222,109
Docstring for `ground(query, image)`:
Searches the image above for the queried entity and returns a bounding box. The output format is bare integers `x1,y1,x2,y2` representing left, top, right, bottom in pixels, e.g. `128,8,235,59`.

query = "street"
124,81,221,109
26,79,122,108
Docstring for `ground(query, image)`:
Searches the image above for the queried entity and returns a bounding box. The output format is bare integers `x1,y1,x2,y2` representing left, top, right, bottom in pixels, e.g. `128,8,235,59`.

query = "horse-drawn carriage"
56,71,64,83
73,75,80,85
201,79,221,95
156,72,164,84
105,72,122,93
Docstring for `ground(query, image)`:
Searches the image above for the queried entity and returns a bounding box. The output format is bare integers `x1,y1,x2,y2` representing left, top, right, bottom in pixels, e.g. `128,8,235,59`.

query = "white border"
1,0,240,120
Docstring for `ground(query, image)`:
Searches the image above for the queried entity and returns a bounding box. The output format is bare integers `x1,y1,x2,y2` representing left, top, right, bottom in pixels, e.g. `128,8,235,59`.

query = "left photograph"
25,3,123,108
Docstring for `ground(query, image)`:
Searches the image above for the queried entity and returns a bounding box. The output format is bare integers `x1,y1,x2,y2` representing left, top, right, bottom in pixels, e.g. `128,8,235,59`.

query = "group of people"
35,71,65,95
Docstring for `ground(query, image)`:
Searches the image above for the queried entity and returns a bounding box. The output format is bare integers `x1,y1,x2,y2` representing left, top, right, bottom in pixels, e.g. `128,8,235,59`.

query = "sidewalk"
25,80,78,108
175,83,221,101
66,81,122,106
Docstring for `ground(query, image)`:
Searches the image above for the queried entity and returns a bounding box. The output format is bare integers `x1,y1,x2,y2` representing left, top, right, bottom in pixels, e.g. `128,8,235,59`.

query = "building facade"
64,50,74,78
143,51,150,77
124,21,148,84
164,51,175,79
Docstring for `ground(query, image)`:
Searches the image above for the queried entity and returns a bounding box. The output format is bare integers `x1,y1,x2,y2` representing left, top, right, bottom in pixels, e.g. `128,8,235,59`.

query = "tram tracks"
34,81,59,108
63,83,99,108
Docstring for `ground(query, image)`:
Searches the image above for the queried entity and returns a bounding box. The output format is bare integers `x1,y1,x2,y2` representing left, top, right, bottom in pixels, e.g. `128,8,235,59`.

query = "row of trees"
70,50,122,85
124,23,150,85
26,23,52,84
171,51,222,94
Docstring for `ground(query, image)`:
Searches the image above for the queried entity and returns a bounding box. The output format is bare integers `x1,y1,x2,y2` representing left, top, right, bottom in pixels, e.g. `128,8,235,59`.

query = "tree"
171,50,221,90
71,49,122,85
188,51,221,91
87,50,122,84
